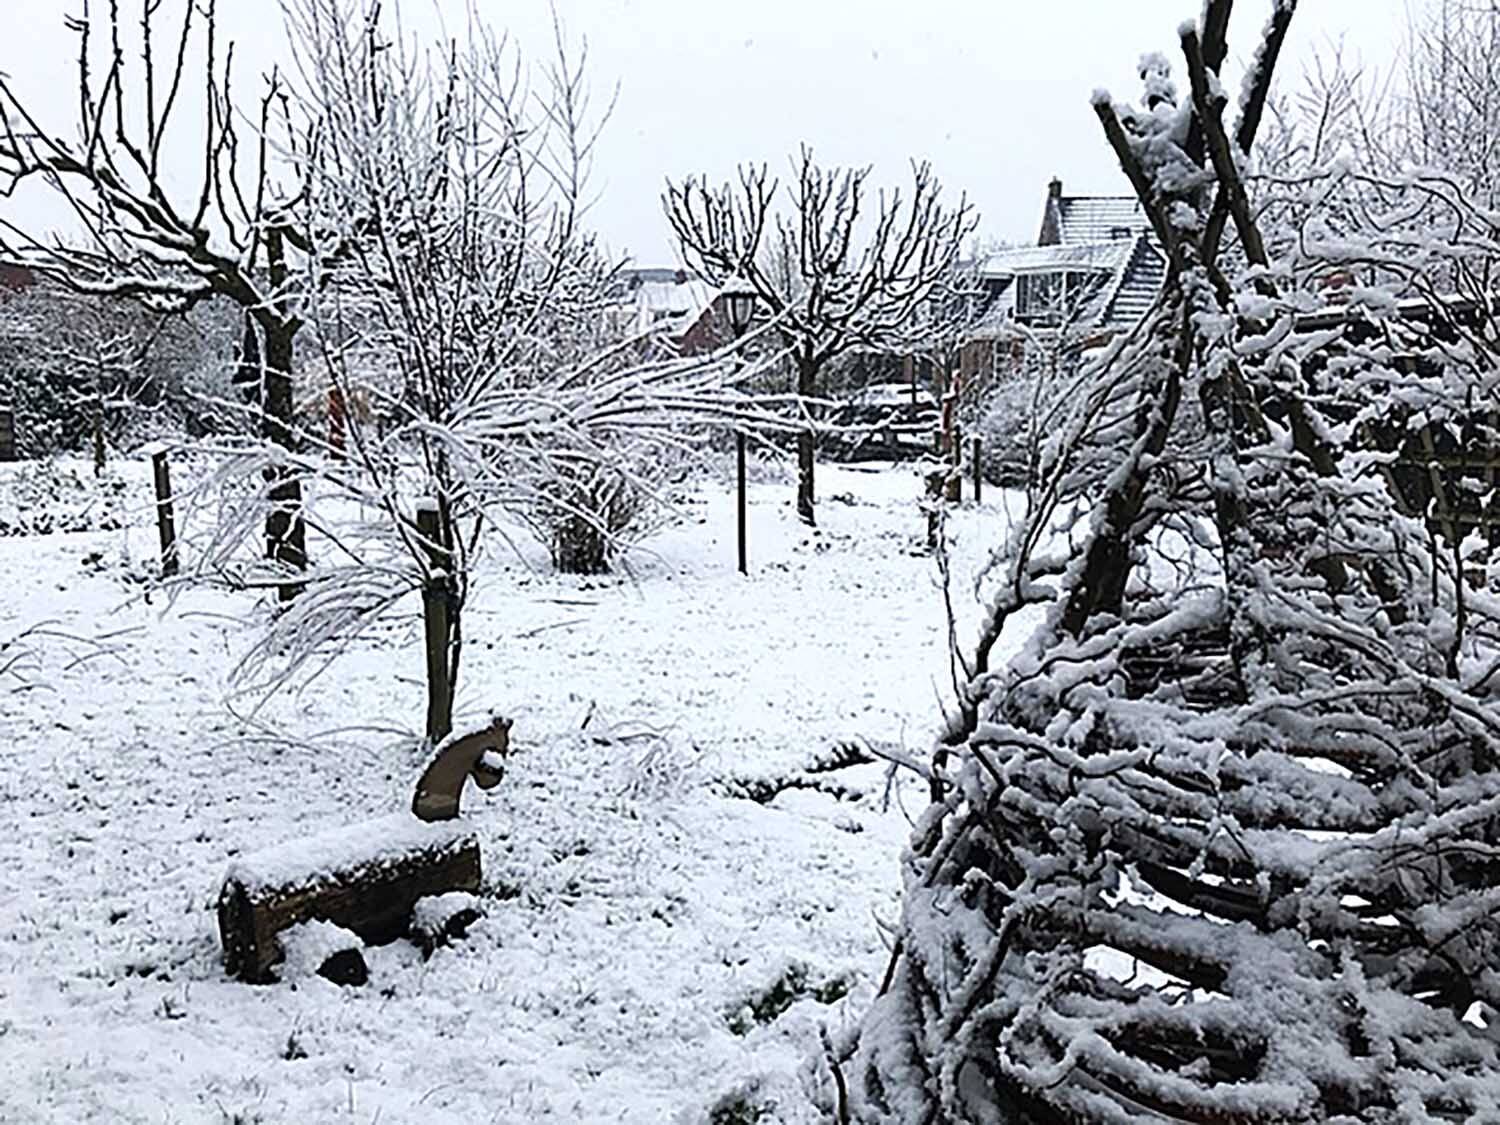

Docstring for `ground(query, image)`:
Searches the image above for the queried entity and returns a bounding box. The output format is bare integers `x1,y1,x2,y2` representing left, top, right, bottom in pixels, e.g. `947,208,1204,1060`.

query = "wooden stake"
972,436,983,504
736,432,748,575
151,449,178,577
417,502,453,744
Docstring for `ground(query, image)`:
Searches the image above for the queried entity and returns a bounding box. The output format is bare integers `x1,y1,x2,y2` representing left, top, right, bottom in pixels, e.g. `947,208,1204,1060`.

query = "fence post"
972,436,983,504
0,405,15,462
736,432,748,575
946,424,962,503
417,501,453,744
151,449,178,577
924,467,946,551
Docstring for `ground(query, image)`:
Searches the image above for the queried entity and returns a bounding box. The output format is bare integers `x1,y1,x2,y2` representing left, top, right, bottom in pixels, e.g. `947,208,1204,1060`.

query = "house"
611,267,718,350
954,178,1167,385
0,263,37,293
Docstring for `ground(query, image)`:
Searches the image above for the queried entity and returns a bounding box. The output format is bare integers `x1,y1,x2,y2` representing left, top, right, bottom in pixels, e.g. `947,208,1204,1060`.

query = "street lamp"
721,275,756,575
723,275,757,341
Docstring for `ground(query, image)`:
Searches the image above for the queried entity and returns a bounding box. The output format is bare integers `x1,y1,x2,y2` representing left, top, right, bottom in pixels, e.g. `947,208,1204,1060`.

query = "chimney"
1048,178,1063,201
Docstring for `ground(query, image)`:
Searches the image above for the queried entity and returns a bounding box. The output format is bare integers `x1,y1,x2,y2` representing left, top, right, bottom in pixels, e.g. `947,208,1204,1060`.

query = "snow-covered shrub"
846,8,1500,1122
975,376,1040,488
537,462,651,575
0,458,129,536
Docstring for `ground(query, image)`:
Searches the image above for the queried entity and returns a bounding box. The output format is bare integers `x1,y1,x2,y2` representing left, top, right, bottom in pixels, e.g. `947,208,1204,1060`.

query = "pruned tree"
665,148,974,525
215,0,788,743
0,0,310,592
838,2,1500,1121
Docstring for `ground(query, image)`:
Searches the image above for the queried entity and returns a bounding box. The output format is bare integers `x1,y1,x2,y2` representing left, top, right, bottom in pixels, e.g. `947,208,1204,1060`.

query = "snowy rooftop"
978,240,1135,277
1053,195,1151,245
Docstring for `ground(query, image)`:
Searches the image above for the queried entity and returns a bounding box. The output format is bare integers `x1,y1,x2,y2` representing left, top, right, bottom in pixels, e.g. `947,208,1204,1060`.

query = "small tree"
665,149,974,525
219,0,784,743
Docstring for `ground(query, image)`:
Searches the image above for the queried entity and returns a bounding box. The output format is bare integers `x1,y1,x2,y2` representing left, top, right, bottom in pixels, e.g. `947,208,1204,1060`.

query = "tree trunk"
796,356,817,526
92,385,105,476
260,317,307,599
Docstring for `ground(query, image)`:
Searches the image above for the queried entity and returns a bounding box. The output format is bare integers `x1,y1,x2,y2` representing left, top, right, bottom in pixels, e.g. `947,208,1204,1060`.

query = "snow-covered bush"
538,461,654,575
0,458,129,537
844,6,1500,1122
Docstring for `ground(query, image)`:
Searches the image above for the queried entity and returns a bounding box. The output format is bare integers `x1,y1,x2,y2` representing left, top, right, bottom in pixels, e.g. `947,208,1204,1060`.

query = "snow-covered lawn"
0,459,1020,1124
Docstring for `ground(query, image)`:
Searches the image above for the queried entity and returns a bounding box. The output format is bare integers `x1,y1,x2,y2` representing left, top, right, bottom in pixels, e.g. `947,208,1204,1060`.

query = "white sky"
3,0,1404,265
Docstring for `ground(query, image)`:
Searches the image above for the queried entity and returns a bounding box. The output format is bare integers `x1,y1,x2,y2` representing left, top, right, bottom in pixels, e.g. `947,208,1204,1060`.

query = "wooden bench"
216,716,511,983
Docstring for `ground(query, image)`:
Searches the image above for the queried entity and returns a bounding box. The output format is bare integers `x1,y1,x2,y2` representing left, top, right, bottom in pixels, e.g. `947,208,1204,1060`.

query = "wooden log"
217,814,480,983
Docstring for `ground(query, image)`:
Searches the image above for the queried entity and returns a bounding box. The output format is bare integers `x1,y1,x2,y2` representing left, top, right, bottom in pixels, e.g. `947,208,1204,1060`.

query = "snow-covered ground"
0,457,1022,1124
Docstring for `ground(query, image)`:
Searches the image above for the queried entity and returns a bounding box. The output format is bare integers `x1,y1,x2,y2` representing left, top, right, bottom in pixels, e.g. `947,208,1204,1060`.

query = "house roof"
969,232,1164,335
614,271,716,337
1099,234,1166,327
978,240,1135,277
1037,179,1151,247
1052,196,1151,245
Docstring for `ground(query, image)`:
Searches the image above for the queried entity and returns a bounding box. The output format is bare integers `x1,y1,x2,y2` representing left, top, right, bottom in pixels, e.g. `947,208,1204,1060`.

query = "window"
1016,272,1064,323
1016,269,1108,326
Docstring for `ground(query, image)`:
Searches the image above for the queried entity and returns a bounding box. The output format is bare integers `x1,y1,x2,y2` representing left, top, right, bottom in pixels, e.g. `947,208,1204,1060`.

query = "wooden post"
151,449,178,577
0,405,15,462
972,436,983,504
417,502,453,744
924,468,946,551
736,432,748,575
946,424,963,503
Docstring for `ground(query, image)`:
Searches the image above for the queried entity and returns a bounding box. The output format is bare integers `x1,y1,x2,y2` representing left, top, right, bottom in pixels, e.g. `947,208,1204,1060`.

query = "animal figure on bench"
217,714,513,983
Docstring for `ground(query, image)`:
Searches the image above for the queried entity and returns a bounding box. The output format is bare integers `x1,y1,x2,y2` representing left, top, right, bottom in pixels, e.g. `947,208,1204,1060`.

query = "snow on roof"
632,279,714,317
1101,235,1167,328
1054,196,1151,245
978,240,1135,277
968,233,1165,335
620,275,716,337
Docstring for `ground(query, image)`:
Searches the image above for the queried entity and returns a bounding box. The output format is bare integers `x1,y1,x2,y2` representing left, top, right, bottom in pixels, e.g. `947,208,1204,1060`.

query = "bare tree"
215,0,787,743
1400,0,1500,204
0,0,309,592
665,148,974,525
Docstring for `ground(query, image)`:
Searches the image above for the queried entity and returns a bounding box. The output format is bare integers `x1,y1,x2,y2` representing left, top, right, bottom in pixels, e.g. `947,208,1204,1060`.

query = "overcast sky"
4,0,1403,265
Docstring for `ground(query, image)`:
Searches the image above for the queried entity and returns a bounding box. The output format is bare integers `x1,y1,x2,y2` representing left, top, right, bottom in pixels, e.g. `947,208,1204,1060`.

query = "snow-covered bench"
216,716,511,983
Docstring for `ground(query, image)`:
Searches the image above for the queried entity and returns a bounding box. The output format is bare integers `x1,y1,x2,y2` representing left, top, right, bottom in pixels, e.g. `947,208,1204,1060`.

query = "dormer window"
1016,269,1108,325
1110,226,1132,240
